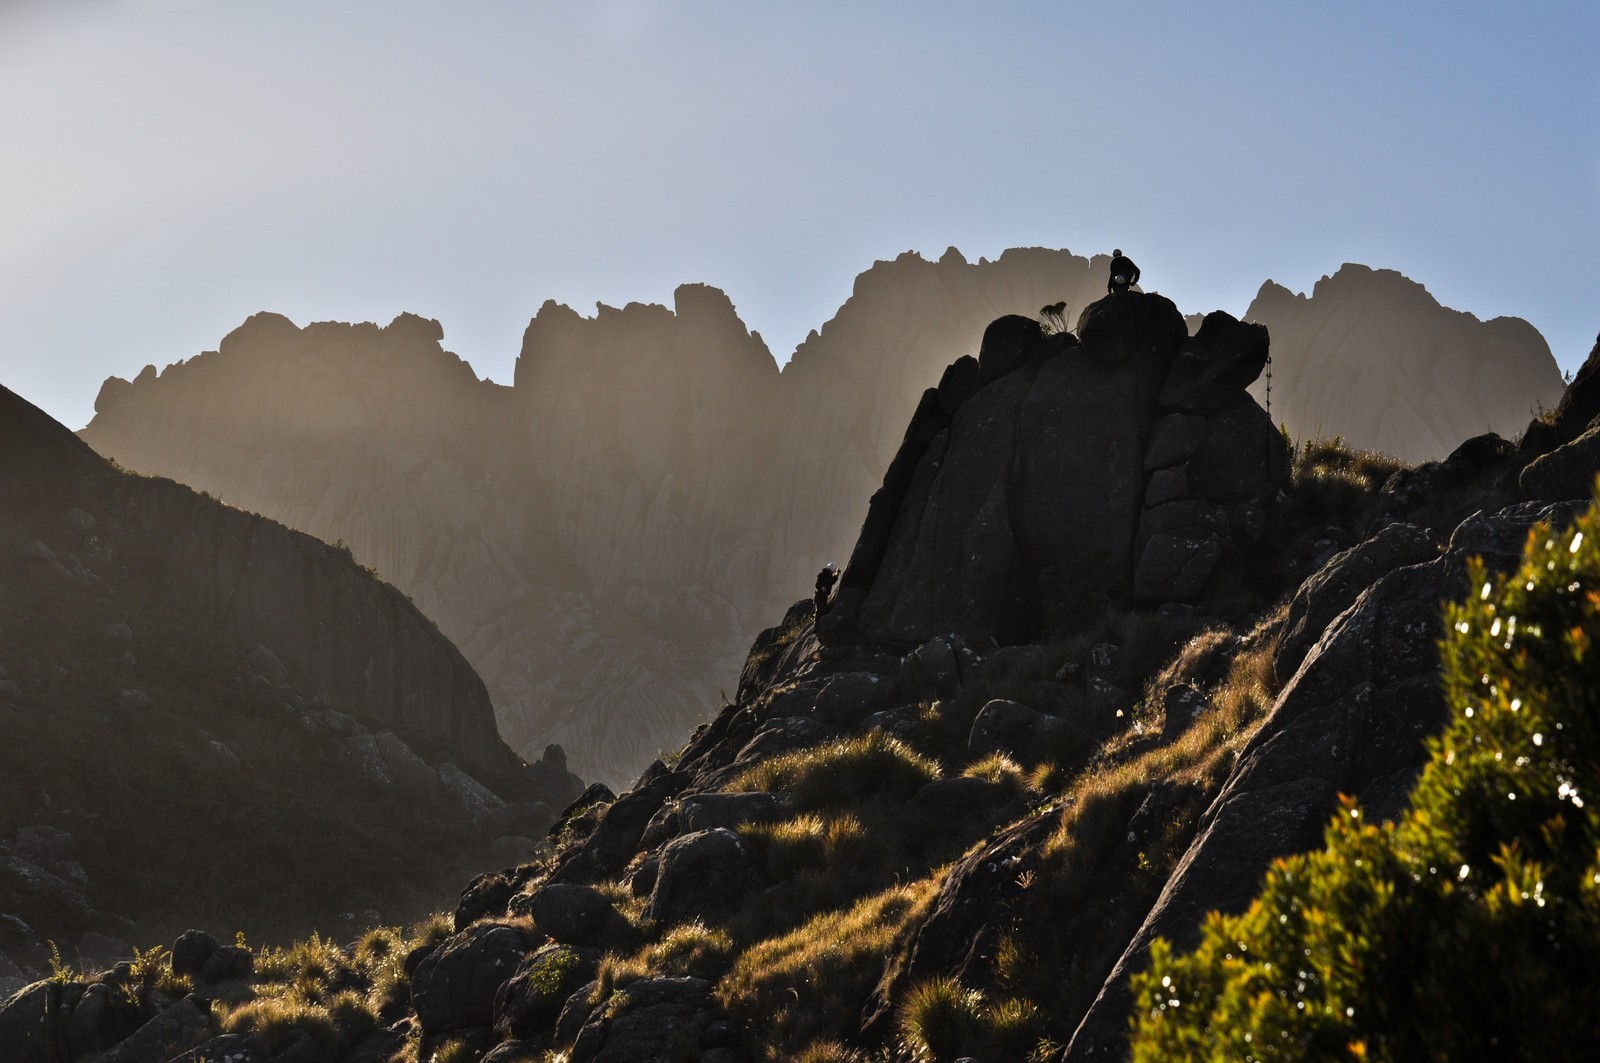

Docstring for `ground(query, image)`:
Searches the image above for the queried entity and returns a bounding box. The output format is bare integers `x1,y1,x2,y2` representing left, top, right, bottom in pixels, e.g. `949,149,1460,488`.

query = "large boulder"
518,884,621,946
411,924,534,1036
1519,421,1600,500
493,942,601,1042
1075,291,1187,367
96,995,212,1063
0,981,69,1063
1275,522,1440,683
976,314,1043,384
967,700,1086,768
643,829,757,926
1156,310,1270,413
571,976,746,1063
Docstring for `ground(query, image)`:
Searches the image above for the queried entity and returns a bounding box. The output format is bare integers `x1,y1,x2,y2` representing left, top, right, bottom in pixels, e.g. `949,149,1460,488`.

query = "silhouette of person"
814,563,840,617
1108,249,1140,293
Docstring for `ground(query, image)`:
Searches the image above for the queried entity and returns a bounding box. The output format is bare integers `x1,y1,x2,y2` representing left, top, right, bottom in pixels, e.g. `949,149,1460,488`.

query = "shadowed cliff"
0,382,582,965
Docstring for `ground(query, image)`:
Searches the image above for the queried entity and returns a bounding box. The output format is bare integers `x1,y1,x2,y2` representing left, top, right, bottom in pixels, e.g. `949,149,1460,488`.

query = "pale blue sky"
3,0,1596,430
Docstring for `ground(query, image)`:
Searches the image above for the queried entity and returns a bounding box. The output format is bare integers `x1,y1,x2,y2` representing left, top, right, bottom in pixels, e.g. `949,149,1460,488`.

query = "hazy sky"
3,0,1596,430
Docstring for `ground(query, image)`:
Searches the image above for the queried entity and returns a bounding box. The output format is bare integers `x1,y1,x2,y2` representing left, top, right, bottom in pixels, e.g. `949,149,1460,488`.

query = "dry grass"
960,753,1028,799
727,732,941,810
718,879,939,1061
1286,437,1406,540
596,920,735,996
897,975,1049,1062
218,919,441,1053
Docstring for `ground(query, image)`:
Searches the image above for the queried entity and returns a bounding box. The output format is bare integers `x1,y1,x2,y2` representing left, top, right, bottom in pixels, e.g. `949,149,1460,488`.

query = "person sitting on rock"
1108,249,1140,293
814,563,840,617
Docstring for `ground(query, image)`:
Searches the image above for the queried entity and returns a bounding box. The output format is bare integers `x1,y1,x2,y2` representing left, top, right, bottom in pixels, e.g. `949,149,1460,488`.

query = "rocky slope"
0,383,583,988
30,295,1595,1062
80,250,1563,787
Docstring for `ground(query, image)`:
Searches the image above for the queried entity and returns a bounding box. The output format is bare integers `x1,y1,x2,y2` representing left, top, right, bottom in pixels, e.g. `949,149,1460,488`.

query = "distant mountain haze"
79,249,1564,785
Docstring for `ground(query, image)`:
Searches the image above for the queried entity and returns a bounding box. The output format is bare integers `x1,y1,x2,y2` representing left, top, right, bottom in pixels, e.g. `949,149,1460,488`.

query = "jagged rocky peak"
823,290,1286,649
514,283,778,395
1245,263,1564,463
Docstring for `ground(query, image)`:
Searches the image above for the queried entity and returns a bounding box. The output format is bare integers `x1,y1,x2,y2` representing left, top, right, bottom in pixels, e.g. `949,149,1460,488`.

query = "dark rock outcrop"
831,296,1284,646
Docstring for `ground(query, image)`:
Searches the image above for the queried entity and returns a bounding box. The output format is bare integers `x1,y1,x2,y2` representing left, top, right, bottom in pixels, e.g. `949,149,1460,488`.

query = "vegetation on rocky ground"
1130,489,1600,1061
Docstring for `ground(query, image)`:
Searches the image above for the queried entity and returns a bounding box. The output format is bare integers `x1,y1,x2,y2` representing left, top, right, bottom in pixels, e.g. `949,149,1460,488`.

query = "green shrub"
1130,491,1600,1061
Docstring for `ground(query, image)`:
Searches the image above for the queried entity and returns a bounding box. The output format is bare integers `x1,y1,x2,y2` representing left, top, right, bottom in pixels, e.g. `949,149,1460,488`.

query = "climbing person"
814,563,840,617
1107,249,1140,293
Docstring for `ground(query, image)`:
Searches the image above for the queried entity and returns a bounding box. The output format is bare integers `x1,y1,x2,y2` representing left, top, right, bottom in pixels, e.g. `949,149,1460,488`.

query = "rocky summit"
23,290,1598,1062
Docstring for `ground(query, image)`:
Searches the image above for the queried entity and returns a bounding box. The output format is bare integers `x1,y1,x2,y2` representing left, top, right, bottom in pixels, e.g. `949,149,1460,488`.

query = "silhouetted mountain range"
79,249,1564,786
17,282,1597,1062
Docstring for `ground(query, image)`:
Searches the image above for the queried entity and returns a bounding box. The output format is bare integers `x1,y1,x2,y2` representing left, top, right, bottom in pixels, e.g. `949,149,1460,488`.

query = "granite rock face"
831,295,1285,646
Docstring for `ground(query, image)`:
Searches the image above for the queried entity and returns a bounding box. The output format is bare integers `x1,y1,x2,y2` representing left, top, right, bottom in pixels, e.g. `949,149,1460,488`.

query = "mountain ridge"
79,249,1565,785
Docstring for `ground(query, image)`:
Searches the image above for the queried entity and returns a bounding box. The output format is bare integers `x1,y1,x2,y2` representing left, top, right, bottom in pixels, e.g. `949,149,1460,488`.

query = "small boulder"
66,973,146,1056
678,792,786,834
901,634,981,700
198,944,253,985
809,672,899,727
336,736,394,785
976,315,1043,384
374,731,438,792
118,689,152,712
170,930,217,980
570,976,730,1063
968,700,1085,767
15,825,75,863
454,872,514,931
1144,413,1207,471
911,776,1004,821
519,884,620,946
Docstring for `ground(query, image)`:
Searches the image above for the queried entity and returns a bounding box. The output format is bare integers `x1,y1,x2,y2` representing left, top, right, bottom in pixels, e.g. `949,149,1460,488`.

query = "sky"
2,0,1596,431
